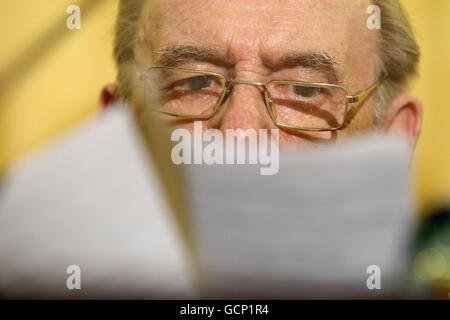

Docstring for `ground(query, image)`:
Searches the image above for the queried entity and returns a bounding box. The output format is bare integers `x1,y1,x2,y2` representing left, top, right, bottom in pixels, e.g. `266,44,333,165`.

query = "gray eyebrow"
152,45,233,67
153,46,340,83
269,51,340,83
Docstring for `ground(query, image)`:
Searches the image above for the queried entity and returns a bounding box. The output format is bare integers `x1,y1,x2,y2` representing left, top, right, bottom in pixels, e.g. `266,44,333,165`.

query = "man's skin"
102,0,422,150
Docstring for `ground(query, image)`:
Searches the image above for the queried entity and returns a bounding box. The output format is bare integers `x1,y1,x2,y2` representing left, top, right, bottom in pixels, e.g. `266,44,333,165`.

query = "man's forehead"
139,0,373,71
146,0,369,19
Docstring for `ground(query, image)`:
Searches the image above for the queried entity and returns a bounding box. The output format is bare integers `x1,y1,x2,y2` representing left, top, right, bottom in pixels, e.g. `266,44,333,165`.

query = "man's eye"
175,75,214,91
292,85,323,98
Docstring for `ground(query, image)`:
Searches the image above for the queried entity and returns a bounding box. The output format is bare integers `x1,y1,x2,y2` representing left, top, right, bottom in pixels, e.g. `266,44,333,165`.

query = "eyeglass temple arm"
346,73,386,104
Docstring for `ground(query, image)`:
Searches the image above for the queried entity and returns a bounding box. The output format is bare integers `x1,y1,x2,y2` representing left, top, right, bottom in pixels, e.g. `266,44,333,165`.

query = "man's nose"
209,81,276,133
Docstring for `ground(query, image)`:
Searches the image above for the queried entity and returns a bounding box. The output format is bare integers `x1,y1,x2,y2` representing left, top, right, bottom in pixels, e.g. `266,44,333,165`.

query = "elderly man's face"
133,0,379,147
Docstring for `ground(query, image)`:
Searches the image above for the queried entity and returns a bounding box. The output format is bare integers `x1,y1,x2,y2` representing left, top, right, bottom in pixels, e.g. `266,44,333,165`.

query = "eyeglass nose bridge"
223,79,277,122
227,79,266,87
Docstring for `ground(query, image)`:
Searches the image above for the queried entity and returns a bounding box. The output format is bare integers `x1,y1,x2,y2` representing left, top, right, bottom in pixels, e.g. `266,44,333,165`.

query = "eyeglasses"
137,66,386,132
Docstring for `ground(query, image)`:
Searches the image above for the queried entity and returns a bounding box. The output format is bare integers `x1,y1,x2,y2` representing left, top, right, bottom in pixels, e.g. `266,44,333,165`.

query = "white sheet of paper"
186,135,416,298
0,106,194,298
0,104,417,299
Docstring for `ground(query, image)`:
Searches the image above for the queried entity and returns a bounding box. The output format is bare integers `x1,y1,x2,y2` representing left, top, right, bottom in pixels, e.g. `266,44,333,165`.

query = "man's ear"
99,84,118,111
381,93,423,149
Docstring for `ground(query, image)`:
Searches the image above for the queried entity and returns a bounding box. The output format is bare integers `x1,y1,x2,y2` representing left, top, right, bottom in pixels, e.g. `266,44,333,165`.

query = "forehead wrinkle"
221,20,300,32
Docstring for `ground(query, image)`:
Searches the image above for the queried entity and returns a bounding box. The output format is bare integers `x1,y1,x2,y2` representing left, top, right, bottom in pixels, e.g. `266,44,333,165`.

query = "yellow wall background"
402,0,450,211
0,0,449,212
0,0,116,171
